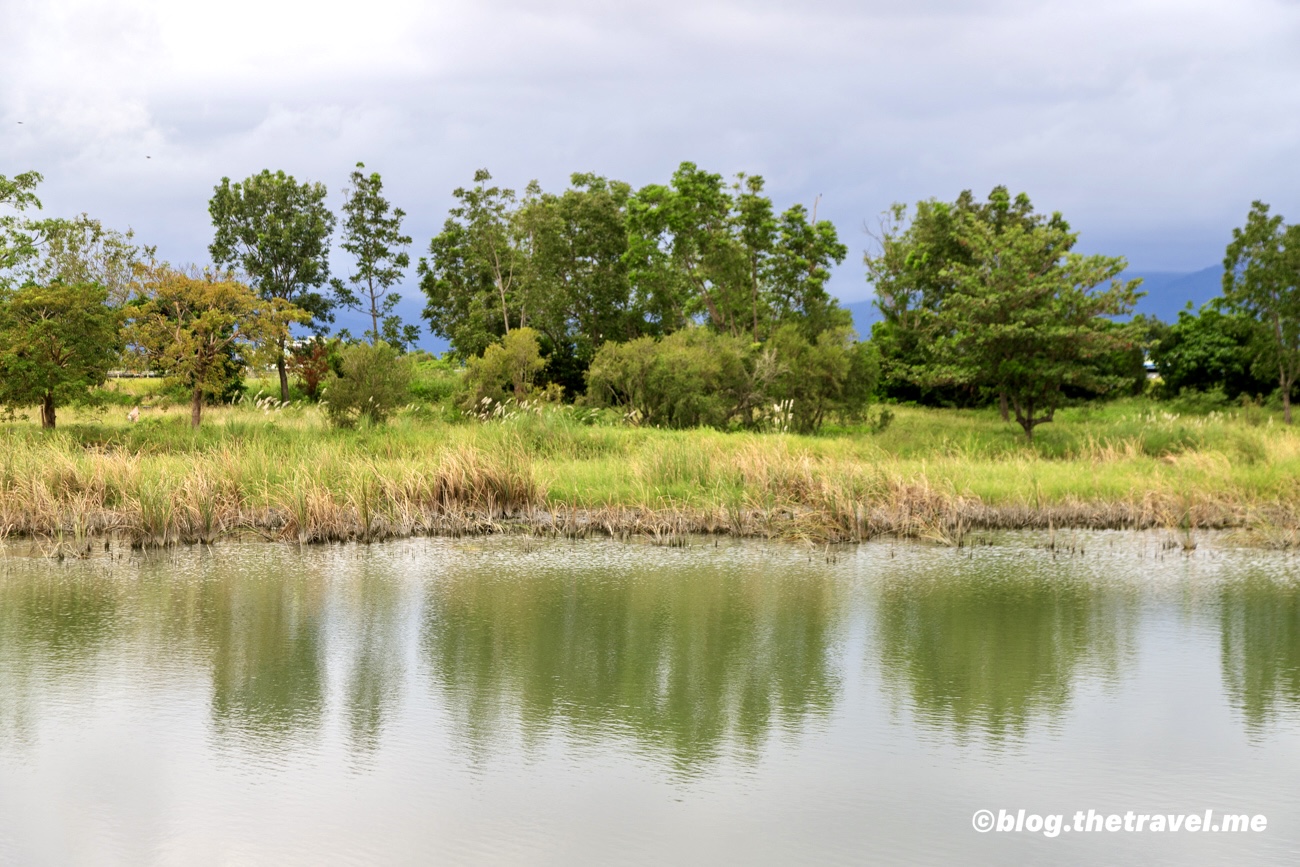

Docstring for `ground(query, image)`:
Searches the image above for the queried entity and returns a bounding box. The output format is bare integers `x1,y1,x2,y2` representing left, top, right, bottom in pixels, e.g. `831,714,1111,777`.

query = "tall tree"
419,169,523,358
22,215,149,306
765,202,850,339
1222,201,1300,424
513,174,640,392
0,171,43,282
625,163,742,335
865,187,1071,410
931,215,1142,441
208,170,335,401
0,281,122,429
330,162,418,350
127,267,307,428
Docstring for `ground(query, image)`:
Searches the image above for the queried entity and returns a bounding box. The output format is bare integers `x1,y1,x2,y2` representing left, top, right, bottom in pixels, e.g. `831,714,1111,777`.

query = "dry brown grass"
2,397,1299,550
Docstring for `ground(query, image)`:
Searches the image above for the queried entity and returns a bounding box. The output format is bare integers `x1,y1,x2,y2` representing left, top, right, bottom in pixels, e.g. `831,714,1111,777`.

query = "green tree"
1149,303,1272,399
512,174,641,393
20,215,149,306
0,171,44,281
461,327,546,411
1222,201,1300,423
208,170,336,402
419,170,525,358
930,214,1142,441
0,281,122,428
323,341,412,427
127,266,307,428
865,188,1072,410
331,162,418,350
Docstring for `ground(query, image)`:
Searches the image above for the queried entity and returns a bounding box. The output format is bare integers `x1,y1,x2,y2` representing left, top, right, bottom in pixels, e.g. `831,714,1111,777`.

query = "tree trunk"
40,393,56,429
191,387,204,429
370,278,380,343
277,341,290,403
998,391,1009,423
498,279,511,334
1284,374,1293,425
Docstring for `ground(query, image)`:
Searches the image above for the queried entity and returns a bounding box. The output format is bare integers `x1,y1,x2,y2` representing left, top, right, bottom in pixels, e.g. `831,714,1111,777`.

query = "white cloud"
3,0,1299,314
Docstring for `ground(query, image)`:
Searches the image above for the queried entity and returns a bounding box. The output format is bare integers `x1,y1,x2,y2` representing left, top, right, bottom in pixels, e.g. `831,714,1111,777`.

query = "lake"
1,534,1298,865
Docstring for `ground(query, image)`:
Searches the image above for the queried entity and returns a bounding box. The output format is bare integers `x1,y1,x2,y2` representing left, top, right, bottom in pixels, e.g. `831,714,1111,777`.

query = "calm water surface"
1,534,1299,865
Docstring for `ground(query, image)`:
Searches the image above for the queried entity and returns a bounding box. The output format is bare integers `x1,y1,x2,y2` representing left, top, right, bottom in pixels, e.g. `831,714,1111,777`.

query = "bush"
585,325,879,432
584,328,752,429
323,341,412,427
409,354,462,404
461,328,546,412
767,324,880,432
289,337,340,401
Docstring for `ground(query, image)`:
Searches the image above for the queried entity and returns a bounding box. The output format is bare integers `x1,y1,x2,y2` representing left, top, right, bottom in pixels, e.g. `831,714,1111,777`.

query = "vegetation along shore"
1,163,1298,549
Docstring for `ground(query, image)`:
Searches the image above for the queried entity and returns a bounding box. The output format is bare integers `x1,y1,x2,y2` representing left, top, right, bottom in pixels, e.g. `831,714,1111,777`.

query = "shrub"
409,353,462,404
289,337,339,401
323,341,412,427
461,328,546,411
767,324,880,432
585,325,878,432
584,328,751,429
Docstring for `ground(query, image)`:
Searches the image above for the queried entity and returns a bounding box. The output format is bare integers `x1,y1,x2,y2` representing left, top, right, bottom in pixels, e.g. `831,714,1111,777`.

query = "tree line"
1,163,1297,437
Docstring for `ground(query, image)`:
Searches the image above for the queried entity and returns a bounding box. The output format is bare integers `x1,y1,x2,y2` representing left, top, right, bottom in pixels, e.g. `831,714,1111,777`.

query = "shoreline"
5,498,1298,554
3,399,1298,552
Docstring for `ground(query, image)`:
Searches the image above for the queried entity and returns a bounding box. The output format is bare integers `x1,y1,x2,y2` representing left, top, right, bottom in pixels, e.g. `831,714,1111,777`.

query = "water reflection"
875,560,1138,742
198,569,328,745
423,556,843,772
0,568,120,747
338,568,408,756
1220,576,1300,732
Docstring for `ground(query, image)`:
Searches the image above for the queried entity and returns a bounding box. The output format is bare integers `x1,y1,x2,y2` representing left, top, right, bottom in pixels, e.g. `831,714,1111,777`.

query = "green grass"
2,386,1298,548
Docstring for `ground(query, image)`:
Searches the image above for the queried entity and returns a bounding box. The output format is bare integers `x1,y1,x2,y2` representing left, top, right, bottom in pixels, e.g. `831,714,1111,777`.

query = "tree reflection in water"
874,562,1138,743
1220,576,1300,734
423,557,844,775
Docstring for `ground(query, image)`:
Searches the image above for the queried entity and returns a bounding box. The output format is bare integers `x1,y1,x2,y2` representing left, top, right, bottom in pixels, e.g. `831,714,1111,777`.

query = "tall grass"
2,396,1298,548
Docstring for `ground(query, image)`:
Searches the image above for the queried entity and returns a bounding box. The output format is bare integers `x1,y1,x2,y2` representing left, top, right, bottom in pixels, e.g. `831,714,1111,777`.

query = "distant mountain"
838,265,1225,337
843,299,880,339
1123,266,1224,323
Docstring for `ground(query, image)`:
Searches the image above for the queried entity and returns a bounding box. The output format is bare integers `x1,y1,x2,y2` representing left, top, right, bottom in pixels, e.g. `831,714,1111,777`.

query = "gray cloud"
4,0,1298,338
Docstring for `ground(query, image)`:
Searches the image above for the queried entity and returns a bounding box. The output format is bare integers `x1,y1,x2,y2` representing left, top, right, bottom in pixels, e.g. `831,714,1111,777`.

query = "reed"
0,396,1297,548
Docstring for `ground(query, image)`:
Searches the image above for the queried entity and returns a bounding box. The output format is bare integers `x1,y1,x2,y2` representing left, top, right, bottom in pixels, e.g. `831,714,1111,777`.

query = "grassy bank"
2,393,1298,551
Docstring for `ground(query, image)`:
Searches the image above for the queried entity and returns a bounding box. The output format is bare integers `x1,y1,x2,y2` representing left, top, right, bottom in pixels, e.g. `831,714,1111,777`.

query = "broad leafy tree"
208,170,336,401
331,162,418,350
22,215,149,306
865,187,1072,410
0,281,122,428
930,214,1142,440
1150,303,1273,399
0,171,44,282
127,266,307,428
1222,201,1300,423
419,170,524,357
513,174,641,392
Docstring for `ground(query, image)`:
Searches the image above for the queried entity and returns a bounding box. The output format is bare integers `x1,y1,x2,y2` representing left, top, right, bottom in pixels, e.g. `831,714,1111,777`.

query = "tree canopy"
0,281,122,428
1222,201,1300,423
419,163,855,401
331,162,418,350
127,266,307,428
209,170,336,401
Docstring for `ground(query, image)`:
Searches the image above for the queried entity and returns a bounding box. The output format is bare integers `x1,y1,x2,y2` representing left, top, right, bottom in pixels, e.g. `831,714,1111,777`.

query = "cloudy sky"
3,0,1298,341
